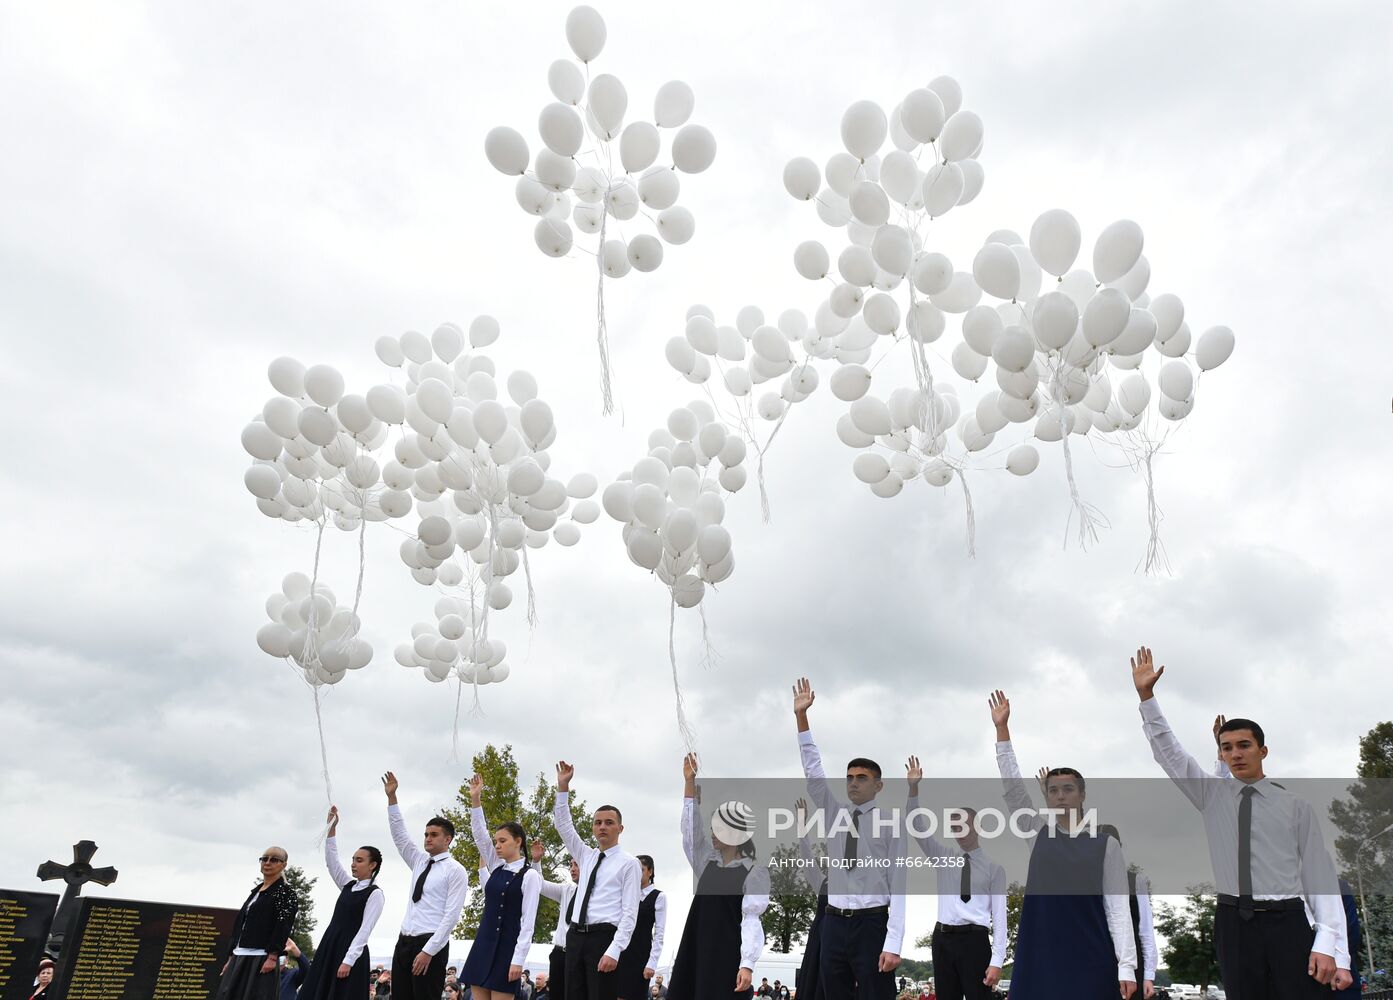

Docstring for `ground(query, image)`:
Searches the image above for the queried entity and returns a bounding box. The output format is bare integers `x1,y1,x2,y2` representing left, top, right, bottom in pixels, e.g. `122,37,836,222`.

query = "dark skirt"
795,890,827,1000
461,864,528,991
215,954,280,1000
1011,832,1117,1000
299,883,379,1000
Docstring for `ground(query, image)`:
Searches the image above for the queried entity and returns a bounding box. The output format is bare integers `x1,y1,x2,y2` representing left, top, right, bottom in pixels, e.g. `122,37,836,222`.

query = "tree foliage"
283,864,319,958
1154,885,1220,993
760,844,818,953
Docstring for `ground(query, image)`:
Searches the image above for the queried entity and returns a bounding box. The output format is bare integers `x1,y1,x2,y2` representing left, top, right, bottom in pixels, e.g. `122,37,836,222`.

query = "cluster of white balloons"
601,399,743,607
242,317,598,699
257,573,372,686
394,596,512,687
484,5,716,412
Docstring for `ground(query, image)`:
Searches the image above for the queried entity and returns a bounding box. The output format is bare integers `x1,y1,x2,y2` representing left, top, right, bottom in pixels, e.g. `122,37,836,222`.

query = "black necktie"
842,809,862,865
576,850,605,925
1238,785,1255,920
960,852,972,903
413,857,437,904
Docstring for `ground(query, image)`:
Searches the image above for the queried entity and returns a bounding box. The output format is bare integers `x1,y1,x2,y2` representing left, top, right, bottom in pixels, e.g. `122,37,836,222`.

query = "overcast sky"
3,0,1391,971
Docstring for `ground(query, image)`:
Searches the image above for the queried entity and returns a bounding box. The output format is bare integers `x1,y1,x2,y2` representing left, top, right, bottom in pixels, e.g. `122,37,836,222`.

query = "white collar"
350,878,373,890
501,857,526,872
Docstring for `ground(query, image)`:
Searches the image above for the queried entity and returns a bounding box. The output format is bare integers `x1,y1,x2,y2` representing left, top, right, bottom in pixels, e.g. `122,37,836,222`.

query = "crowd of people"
205,647,1364,1000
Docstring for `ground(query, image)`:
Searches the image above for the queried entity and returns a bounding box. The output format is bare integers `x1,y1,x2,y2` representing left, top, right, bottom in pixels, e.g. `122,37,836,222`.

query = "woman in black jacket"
215,846,299,1000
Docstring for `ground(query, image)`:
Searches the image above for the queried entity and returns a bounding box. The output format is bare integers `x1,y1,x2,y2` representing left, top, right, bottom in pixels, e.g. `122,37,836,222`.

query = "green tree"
1154,884,1220,994
440,743,590,942
760,845,818,952
283,864,318,958
1328,721,1393,986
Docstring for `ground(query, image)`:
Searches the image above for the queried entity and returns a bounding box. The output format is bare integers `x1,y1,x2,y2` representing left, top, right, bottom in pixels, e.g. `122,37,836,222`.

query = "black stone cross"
36,840,119,957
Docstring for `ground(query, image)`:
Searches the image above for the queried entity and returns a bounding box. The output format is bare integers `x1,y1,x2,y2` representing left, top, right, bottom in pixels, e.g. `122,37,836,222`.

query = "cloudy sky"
3,0,1391,972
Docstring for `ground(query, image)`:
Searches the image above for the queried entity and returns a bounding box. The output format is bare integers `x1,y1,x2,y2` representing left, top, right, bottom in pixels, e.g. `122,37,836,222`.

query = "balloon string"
521,543,538,629
1052,366,1107,549
755,399,794,523
595,189,615,415
697,601,720,671
956,468,977,558
1139,444,1171,576
311,684,334,847
668,593,698,752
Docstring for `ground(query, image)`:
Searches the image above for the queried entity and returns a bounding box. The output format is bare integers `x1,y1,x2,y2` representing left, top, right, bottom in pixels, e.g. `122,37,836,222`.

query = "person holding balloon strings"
792,677,905,999
460,773,542,1000
297,807,385,1000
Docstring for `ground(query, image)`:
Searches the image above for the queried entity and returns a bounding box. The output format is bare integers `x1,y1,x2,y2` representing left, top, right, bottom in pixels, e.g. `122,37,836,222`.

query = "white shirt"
469,806,542,967
553,791,641,961
387,803,470,955
640,883,667,971
681,796,769,969
537,876,578,949
324,836,386,966
799,729,907,955
995,740,1138,981
1140,697,1349,966
904,794,1009,969
1132,871,1158,981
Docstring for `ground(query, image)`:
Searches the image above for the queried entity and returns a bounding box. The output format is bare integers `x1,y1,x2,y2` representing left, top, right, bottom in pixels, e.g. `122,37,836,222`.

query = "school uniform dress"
299,837,386,1000
1141,698,1350,1000
387,803,470,1000
667,796,769,1000
460,806,542,991
538,875,578,999
794,832,827,1000
995,741,1136,1000
217,878,299,1000
553,790,641,1000
905,795,1008,1000
1126,870,1158,990
799,729,906,1000
616,884,665,1000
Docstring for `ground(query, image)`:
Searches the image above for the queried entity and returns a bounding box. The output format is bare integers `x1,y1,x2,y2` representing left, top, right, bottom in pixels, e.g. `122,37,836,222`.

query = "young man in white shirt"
383,771,470,1000
1129,646,1353,999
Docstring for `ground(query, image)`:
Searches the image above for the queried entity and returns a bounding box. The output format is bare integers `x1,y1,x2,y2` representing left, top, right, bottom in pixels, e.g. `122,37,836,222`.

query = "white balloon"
1118,373,1152,414
1006,444,1040,476
927,75,963,117
538,103,584,157
628,233,664,272
951,342,988,381
415,378,454,424
1029,208,1082,277
548,59,585,103
244,465,281,500
553,522,582,546
665,335,696,375
879,150,918,204
794,240,830,280
922,162,964,216
507,459,545,497
849,180,890,226
673,574,705,608
869,472,903,498
654,80,695,127
973,243,1021,300
268,356,306,397
783,157,821,201
939,110,983,162
849,395,892,436
373,336,404,367
1158,360,1194,401
1081,287,1132,348
957,159,984,205
472,400,508,445
520,399,553,444
1032,291,1080,351
303,365,345,408
657,207,696,244
1159,394,1195,421
1110,254,1151,301
672,125,716,173
717,436,747,467
603,238,632,277
515,176,555,216
565,5,606,62
1093,219,1145,283
297,407,337,447
1149,293,1185,342
602,481,634,521
1196,326,1235,371
484,126,529,175
620,121,660,172
900,87,946,142
638,166,679,209
840,100,887,159
991,327,1035,373
1110,308,1158,356
830,364,872,402
852,452,890,484
506,370,539,406
863,293,900,335
723,367,752,396
717,464,747,493
588,73,628,138
906,301,944,343
871,225,913,276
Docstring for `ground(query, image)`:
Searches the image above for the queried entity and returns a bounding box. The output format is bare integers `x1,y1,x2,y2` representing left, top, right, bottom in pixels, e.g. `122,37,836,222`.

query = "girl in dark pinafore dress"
793,798,828,1000
300,807,385,1000
460,774,541,1000
617,855,666,999
668,753,769,1000
989,690,1139,1000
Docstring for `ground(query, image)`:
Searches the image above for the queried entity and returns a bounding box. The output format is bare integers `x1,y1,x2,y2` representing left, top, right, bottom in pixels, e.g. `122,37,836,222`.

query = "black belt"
1217,895,1304,912
568,921,617,934
825,904,889,918
935,922,988,934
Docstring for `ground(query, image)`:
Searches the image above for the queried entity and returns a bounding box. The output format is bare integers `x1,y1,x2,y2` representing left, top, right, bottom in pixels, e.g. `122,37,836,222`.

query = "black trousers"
549,945,567,1000
818,909,894,1000
930,925,993,1000
392,932,449,1000
1214,903,1325,1000
565,925,618,1000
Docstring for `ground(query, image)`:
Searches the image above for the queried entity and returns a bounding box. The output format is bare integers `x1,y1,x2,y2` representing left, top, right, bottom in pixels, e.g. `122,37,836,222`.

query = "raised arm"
469,775,501,872
530,840,567,902
1297,800,1349,970
794,798,825,895
511,868,542,970
904,756,950,859
990,692,1041,832
324,807,352,887
552,760,589,862
1132,646,1215,810
646,891,667,973
682,754,716,869
793,678,837,813
384,771,427,867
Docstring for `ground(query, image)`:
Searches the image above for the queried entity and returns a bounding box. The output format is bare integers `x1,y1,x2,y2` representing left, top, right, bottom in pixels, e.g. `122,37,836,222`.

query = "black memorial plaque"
50,896,237,1000
0,890,59,1000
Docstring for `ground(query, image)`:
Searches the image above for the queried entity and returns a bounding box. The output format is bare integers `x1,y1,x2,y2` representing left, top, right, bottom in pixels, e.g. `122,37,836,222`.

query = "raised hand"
1036,767,1050,798
905,755,923,795
530,839,545,864
683,752,699,797
795,797,809,824
556,760,575,792
792,677,816,716
988,690,1011,737
1212,714,1227,744
469,774,484,807
1131,646,1164,700
382,771,399,802
326,805,339,836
